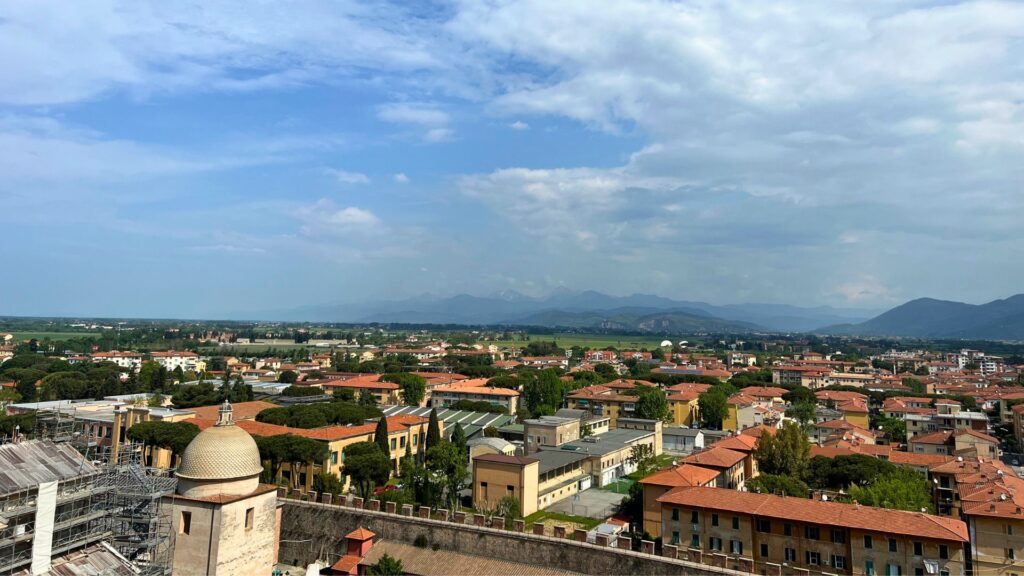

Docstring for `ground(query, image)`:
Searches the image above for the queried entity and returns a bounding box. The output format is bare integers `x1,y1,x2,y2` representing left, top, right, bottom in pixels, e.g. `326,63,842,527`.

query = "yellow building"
638,464,719,537
666,391,701,427
659,487,969,576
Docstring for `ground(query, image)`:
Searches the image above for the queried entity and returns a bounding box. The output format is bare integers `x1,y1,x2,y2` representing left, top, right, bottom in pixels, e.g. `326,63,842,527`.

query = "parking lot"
546,487,626,519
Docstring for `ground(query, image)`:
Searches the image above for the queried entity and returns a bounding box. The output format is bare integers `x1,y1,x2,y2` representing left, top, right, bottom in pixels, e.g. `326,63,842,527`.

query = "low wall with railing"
277,490,746,575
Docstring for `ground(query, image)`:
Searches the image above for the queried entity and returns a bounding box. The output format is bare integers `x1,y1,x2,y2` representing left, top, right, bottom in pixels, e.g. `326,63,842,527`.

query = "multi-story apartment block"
658,487,969,576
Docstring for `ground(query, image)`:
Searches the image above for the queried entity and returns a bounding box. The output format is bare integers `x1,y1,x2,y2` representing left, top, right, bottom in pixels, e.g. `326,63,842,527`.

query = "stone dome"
176,401,263,497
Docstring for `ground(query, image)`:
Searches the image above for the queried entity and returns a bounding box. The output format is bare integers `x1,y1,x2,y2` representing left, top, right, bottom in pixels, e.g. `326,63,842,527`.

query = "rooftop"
658,487,969,543
0,440,99,496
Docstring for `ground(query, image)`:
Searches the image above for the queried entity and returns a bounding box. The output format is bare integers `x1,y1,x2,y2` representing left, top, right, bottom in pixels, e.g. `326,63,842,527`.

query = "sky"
1,0,1023,318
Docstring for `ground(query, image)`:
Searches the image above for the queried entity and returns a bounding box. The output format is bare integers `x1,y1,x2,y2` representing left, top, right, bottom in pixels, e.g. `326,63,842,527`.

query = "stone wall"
278,497,741,575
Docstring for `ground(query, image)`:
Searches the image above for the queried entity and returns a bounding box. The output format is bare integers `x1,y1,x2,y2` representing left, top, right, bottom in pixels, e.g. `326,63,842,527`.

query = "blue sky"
1,0,1023,318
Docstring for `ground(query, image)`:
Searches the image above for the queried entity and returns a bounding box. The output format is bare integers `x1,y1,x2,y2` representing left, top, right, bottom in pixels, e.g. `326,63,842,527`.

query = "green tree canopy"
698,387,729,429
380,373,427,405
747,473,810,498
635,386,669,421
126,420,200,457
343,441,392,499
753,421,810,477
366,553,403,576
847,468,934,513
374,416,391,458
425,408,441,453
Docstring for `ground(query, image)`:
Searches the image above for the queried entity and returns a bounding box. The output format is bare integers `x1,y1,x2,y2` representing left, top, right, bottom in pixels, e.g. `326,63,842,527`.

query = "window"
245,507,254,531
671,508,679,521
179,511,191,535
886,563,902,576
939,544,949,560
330,451,338,465
889,538,898,553
783,522,792,536
507,484,514,495
806,551,821,566
671,531,679,545
757,519,771,533
865,535,873,549
691,534,700,549
1008,524,1015,536
413,435,418,445
805,526,820,540
690,510,699,524
784,548,796,562
913,542,923,556
940,571,949,576
732,516,740,530
831,528,846,544
730,540,743,555
712,513,719,527
390,438,396,450
760,543,769,557
832,555,847,569
915,569,924,576
709,537,722,551
865,560,875,576
1008,548,1016,560
400,436,406,448
481,481,488,499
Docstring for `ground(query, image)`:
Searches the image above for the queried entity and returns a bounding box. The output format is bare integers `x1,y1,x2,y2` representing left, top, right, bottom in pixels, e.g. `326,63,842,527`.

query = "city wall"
278,494,744,575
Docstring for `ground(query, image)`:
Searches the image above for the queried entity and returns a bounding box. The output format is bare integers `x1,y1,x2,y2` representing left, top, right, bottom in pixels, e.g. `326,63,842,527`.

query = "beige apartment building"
658,487,969,576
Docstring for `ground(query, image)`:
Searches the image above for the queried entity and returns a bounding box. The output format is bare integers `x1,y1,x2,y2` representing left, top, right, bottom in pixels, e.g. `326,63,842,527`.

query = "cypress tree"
452,422,467,455
425,408,441,453
374,416,390,460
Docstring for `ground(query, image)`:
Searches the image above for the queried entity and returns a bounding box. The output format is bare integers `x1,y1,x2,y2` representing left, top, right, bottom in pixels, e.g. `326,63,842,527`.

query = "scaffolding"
99,441,178,576
0,423,178,576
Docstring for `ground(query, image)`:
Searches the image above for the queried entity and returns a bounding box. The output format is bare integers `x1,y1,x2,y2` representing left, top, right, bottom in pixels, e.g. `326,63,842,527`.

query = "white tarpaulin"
31,480,58,575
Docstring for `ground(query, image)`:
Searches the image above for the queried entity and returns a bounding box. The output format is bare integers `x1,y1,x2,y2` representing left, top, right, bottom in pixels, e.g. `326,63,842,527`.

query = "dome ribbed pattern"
176,424,263,481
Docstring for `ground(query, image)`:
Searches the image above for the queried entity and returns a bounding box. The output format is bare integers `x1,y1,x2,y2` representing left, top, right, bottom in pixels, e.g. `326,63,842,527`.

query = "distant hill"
820,294,1024,339
509,307,760,333
238,290,877,332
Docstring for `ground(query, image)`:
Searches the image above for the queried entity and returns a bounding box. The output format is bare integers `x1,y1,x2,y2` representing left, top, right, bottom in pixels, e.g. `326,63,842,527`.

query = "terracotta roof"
953,428,1000,444
667,382,712,393
332,554,361,572
188,400,277,421
639,464,720,488
433,384,519,397
714,434,759,452
681,447,746,469
346,527,376,540
815,390,868,402
740,425,777,439
739,386,788,398
910,430,955,445
727,393,758,406
667,391,701,402
658,487,969,542
193,414,428,442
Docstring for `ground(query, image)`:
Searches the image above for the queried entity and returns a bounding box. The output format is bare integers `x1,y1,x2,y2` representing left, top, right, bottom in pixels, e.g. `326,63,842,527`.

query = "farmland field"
10,331,101,340
483,332,669,350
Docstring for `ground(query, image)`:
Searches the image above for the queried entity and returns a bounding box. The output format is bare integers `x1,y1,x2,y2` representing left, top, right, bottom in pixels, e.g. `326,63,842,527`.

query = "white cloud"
393,172,410,183
424,128,455,143
0,2,447,106
377,103,450,126
323,168,370,185
328,206,380,226
509,120,529,130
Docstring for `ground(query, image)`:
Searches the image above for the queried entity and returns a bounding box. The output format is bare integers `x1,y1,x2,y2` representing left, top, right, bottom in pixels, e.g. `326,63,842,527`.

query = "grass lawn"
523,510,603,531
483,332,669,350
602,479,634,494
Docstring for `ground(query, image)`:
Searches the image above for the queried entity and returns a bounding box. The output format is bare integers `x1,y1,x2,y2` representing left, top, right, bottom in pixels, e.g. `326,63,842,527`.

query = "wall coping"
279,498,742,575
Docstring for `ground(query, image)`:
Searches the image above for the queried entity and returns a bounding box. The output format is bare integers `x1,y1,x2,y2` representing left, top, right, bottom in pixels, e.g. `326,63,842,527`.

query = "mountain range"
821,295,1024,339
241,290,878,332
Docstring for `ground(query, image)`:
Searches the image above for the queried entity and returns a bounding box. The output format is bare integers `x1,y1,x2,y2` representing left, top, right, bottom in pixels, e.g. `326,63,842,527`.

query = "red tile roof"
188,400,278,421
639,464,720,488
681,447,746,469
657,487,969,542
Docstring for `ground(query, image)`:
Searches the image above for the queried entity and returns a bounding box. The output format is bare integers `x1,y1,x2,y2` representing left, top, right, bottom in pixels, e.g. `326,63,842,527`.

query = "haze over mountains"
245,290,878,332
822,295,1024,339
241,290,1024,339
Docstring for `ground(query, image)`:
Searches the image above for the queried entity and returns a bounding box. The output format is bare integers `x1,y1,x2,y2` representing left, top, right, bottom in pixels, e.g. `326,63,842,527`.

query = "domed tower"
176,401,264,498
167,401,281,576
